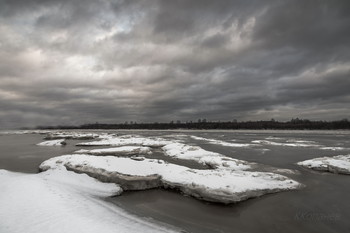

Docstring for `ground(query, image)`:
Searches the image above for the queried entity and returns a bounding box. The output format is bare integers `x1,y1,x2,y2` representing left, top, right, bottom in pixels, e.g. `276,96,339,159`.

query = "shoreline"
2,129,350,135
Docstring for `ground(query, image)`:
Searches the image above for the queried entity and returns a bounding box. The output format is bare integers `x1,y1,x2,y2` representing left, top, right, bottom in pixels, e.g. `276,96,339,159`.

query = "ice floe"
0,168,177,233
286,139,317,144
40,154,302,204
191,136,253,147
44,132,100,140
251,140,318,147
265,136,284,140
77,135,171,147
272,168,301,175
73,135,254,171
0,130,51,135
75,146,152,156
252,140,346,151
37,139,66,146
319,146,346,151
297,154,350,175
162,142,252,170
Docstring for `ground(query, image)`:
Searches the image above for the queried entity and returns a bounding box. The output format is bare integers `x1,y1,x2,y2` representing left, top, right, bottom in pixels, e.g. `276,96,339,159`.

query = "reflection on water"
0,130,349,233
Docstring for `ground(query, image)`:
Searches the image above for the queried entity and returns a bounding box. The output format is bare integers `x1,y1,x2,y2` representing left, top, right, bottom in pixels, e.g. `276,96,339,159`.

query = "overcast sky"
0,0,349,128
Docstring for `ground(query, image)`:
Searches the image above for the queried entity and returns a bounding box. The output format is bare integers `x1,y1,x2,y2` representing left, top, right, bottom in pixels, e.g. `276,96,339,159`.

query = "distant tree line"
36,118,350,130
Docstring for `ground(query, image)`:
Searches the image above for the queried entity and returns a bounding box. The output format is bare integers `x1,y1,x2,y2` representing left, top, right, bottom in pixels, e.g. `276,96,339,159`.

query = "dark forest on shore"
35,118,350,130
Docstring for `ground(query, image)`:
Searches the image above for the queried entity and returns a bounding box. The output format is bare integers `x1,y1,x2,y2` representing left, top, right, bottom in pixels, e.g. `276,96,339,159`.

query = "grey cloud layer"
0,0,349,128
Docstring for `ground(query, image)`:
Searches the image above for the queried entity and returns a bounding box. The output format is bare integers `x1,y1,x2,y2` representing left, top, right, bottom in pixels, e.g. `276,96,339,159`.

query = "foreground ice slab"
0,169,177,233
75,146,152,156
162,142,252,170
37,139,66,146
297,155,350,175
40,155,301,204
77,135,171,147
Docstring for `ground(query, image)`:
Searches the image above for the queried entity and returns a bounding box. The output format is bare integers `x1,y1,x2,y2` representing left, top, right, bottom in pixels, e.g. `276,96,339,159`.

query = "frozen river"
0,130,349,233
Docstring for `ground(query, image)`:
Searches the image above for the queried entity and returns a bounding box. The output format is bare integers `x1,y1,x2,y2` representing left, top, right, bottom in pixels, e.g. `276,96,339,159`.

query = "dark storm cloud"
0,0,349,128
253,1,350,50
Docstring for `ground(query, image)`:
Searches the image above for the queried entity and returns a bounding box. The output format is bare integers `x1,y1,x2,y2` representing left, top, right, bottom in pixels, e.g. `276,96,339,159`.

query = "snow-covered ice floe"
0,168,177,233
75,146,152,156
40,154,302,204
78,135,253,170
286,139,317,144
265,136,284,140
37,139,66,146
297,155,350,175
162,142,252,170
251,140,319,147
44,132,100,140
319,146,346,151
0,130,51,135
270,168,301,175
191,136,253,147
252,140,346,151
77,135,171,147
